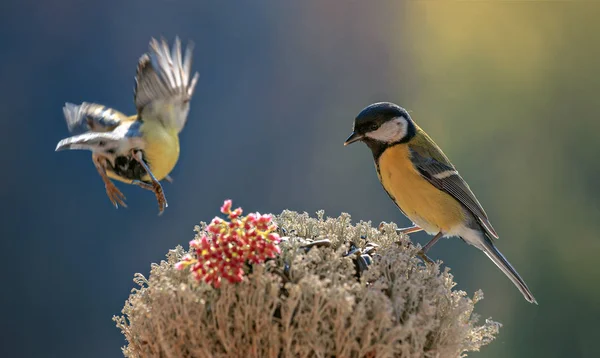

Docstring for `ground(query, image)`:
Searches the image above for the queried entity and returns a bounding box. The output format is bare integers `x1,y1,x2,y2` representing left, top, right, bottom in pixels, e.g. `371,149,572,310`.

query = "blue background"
1,1,599,357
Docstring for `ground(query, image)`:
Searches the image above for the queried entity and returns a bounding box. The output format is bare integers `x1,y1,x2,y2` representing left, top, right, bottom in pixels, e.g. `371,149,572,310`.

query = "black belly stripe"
108,154,151,182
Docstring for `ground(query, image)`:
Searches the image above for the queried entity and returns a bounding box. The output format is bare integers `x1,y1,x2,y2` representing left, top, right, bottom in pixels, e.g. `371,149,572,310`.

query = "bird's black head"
344,102,416,156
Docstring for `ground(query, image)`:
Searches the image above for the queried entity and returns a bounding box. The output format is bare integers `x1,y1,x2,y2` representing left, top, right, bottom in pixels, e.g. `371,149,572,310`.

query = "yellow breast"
141,123,180,181
377,144,466,234
106,121,180,184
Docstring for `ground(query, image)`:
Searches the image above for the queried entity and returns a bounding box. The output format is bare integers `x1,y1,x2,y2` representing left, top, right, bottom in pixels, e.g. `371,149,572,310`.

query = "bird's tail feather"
479,234,537,304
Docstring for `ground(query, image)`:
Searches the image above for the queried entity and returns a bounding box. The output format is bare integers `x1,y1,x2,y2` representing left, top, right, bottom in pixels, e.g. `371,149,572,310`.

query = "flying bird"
56,37,199,215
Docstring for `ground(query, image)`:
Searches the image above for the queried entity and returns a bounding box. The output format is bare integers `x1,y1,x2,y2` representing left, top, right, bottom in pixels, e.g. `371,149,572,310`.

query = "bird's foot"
131,179,168,215
394,239,435,265
105,182,127,208
416,250,434,264
152,181,168,215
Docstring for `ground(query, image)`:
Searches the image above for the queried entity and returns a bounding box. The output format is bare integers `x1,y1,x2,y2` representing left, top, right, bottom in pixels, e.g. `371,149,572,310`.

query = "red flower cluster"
176,200,282,288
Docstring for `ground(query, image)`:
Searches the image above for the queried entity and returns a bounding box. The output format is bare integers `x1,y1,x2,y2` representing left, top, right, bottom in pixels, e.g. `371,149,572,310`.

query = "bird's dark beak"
344,132,364,146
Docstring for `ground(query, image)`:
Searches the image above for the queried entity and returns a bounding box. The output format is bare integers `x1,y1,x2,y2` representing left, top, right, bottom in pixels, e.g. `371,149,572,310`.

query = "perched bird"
344,102,537,304
56,37,199,215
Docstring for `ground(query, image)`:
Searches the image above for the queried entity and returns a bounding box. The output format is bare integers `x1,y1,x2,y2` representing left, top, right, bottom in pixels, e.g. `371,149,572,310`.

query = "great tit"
344,102,537,304
56,37,199,215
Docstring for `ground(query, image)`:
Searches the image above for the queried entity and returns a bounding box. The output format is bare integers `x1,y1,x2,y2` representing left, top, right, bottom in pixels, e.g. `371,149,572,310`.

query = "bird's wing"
408,142,499,239
56,121,143,154
134,37,199,133
55,132,125,152
62,102,129,134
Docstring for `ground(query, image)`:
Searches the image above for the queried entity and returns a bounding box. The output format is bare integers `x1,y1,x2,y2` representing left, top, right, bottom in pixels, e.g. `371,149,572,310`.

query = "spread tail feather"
479,234,537,304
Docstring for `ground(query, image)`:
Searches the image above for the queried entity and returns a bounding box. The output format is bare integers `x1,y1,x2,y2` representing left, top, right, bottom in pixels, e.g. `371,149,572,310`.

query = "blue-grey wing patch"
62,102,127,134
134,37,199,133
409,149,499,238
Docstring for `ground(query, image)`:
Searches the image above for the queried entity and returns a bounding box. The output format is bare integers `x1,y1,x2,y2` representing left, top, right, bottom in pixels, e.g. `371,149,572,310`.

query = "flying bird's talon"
130,150,169,215
105,183,127,209
93,154,127,209
153,182,168,215
131,178,166,214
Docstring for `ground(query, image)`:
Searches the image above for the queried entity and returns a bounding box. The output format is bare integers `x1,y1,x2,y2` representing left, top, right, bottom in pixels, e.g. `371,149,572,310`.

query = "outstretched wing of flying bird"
62,102,128,134
134,37,199,133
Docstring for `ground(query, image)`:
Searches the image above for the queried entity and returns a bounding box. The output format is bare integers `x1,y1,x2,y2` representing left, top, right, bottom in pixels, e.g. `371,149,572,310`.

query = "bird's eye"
369,124,378,131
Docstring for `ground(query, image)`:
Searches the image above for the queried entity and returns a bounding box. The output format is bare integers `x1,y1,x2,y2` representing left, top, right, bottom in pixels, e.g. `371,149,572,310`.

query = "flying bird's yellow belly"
377,145,466,234
141,126,180,182
107,124,180,184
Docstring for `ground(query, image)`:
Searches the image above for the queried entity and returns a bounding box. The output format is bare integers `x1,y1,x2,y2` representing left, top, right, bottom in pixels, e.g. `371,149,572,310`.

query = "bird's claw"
105,183,127,208
153,182,168,215
395,240,435,265
417,250,434,264
131,178,167,215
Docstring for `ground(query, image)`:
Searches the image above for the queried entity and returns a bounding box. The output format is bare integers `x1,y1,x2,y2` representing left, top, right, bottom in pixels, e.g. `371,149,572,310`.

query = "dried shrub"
114,209,500,358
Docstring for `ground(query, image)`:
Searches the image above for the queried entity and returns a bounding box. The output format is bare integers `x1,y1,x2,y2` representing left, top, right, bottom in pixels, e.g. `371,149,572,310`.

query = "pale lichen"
114,210,500,357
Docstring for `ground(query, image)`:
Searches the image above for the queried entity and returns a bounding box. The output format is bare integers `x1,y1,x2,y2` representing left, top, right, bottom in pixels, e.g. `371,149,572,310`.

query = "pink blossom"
176,200,282,288
220,200,232,214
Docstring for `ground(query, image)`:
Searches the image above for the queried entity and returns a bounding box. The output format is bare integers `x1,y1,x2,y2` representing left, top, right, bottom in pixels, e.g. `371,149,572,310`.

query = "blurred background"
1,1,599,357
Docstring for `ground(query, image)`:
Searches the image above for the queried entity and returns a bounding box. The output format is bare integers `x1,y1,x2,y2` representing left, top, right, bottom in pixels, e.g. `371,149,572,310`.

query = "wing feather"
62,102,128,134
55,132,123,152
134,37,199,133
409,147,499,239
56,120,143,157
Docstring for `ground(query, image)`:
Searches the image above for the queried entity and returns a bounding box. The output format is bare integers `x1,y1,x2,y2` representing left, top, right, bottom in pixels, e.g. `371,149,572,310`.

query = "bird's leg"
131,180,154,191
415,231,444,264
381,222,433,263
131,149,168,215
92,154,127,208
397,225,423,235
417,251,434,264
164,175,174,183
422,231,443,254
378,222,423,235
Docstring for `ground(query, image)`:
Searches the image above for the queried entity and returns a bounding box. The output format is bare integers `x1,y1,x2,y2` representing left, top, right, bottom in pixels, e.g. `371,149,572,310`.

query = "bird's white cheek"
366,119,406,142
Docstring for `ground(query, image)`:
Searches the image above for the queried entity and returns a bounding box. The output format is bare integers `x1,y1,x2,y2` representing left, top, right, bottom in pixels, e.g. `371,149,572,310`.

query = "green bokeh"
396,3,600,357
2,1,599,357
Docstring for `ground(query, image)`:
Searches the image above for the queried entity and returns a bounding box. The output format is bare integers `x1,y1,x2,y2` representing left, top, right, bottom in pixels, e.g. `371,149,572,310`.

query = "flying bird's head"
344,102,416,148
